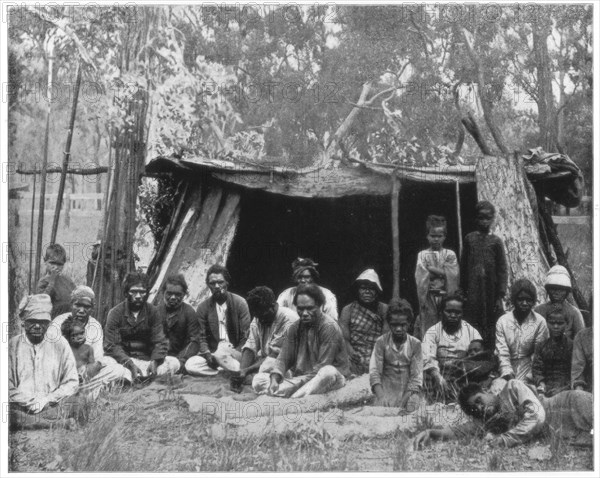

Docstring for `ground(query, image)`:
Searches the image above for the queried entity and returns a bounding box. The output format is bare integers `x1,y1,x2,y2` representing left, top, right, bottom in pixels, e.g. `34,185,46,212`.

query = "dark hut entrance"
226,180,477,310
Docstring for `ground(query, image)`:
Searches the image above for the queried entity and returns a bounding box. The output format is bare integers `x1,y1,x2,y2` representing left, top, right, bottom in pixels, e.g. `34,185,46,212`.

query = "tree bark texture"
475,155,549,302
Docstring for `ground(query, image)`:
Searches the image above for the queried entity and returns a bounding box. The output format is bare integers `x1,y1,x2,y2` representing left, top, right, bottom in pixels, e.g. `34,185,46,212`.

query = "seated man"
339,269,388,375
157,274,201,374
235,286,298,393
572,327,593,393
414,379,593,449
369,299,422,410
267,284,350,398
36,243,76,318
9,294,80,429
532,307,573,397
104,272,180,382
187,265,251,375
422,293,482,401
277,257,338,320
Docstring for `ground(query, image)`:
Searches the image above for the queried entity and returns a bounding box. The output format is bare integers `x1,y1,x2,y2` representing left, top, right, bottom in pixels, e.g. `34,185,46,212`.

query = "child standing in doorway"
414,215,459,340
460,201,508,348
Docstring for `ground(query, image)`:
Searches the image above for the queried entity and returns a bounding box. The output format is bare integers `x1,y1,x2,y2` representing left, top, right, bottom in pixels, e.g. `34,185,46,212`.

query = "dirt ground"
8,376,595,473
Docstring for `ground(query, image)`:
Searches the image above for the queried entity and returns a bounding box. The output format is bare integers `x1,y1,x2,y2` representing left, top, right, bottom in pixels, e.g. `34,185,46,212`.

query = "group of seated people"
9,240,594,449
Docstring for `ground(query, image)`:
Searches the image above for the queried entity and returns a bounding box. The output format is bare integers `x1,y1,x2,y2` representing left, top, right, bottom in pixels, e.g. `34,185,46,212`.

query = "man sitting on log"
9,294,81,429
187,265,251,375
266,283,350,398
157,274,202,374
104,272,180,382
232,286,298,393
414,379,593,449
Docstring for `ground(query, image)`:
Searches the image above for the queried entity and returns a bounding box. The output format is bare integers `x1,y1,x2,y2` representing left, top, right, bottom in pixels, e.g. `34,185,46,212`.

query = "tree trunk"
532,15,558,152
475,154,549,302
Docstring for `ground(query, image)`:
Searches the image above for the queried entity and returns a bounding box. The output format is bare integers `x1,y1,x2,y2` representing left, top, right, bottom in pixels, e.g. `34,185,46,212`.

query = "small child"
61,319,102,382
369,299,422,410
414,215,459,340
532,307,573,397
460,201,508,348
37,244,76,319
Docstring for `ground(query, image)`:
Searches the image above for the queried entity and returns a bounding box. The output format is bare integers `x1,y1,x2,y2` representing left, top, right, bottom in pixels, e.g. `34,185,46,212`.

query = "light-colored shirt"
369,333,422,395
243,306,298,358
9,333,79,412
277,285,338,321
422,321,482,373
450,379,546,448
495,311,549,382
49,313,104,360
216,302,229,343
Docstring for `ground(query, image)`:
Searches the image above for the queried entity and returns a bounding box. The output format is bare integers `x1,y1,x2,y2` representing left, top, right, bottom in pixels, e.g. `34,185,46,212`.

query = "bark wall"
475,155,549,303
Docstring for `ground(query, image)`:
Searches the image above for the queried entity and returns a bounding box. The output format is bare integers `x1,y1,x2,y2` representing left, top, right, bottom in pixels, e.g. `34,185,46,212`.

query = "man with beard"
267,283,350,398
339,269,388,375
233,286,298,393
51,286,129,395
413,379,593,448
187,265,251,375
422,293,482,400
157,274,201,374
104,272,180,382
9,294,80,429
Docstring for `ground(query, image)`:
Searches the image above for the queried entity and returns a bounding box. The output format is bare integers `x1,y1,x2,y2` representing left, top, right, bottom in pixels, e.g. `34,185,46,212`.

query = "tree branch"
461,27,509,155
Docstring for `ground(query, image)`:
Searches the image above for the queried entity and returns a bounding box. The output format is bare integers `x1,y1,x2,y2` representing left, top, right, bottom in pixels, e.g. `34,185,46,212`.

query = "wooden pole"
391,173,401,300
455,181,463,259
34,35,56,285
50,64,83,244
28,170,37,293
94,143,114,325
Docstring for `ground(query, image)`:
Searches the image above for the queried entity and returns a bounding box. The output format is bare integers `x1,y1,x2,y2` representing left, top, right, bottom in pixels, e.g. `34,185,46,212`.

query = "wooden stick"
28,169,37,293
34,37,55,285
391,173,401,299
95,142,114,325
455,180,463,259
51,64,83,244
17,166,108,175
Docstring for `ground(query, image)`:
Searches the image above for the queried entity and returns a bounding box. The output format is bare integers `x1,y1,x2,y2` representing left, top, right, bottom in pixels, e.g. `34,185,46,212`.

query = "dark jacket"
104,300,168,364
157,302,201,366
37,274,76,319
197,292,251,354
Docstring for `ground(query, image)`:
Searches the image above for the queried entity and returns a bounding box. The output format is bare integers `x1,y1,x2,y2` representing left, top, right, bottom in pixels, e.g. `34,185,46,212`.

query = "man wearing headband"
9,294,79,428
36,244,76,318
277,257,338,320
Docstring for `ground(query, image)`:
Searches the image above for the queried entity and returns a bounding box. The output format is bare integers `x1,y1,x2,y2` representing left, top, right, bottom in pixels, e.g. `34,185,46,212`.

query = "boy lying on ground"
413,379,593,449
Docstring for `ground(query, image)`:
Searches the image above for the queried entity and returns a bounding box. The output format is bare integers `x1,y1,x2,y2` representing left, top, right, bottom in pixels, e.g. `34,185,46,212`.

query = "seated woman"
369,299,422,410
495,279,549,383
277,257,338,320
339,269,388,375
414,379,593,449
422,292,482,402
